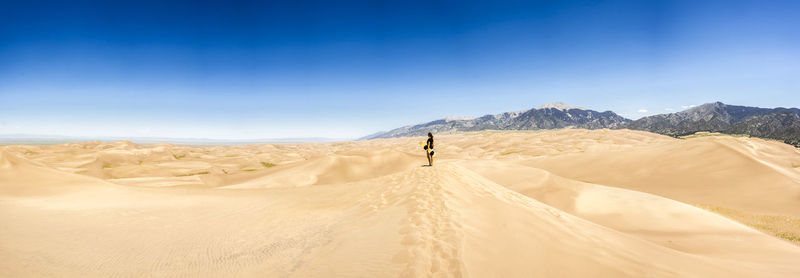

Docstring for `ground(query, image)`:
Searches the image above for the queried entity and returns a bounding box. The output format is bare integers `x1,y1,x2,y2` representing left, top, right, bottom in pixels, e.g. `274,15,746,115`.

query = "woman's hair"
428,132,433,138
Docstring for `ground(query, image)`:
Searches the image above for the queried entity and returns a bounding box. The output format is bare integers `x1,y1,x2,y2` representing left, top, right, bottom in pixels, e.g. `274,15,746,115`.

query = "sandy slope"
1,130,799,277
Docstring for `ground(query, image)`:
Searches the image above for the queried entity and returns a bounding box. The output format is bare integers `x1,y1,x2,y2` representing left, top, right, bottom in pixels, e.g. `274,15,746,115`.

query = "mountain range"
363,102,800,147
361,102,630,139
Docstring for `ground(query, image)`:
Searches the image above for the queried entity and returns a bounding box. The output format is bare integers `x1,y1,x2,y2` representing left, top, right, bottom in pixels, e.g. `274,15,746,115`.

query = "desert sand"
1,129,799,277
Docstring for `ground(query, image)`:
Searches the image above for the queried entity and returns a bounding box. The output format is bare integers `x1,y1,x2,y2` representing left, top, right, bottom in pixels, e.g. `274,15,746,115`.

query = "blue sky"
1,0,798,139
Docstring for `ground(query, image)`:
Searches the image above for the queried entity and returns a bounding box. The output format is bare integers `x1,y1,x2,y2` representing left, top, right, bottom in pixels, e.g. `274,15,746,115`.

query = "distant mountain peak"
687,101,725,110
442,116,475,121
539,102,585,110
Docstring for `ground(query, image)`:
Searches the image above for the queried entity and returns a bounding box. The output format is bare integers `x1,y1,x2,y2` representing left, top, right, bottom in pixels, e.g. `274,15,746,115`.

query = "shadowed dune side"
439,163,800,278
458,160,800,264
523,136,800,217
0,150,117,196
221,150,420,189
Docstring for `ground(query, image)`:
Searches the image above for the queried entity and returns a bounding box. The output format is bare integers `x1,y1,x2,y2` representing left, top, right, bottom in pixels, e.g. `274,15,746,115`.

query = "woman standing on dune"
424,132,434,166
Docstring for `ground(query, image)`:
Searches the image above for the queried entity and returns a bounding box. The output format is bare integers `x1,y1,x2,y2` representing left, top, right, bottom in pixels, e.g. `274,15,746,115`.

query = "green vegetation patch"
175,171,210,177
261,161,277,168
697,204,800,245
680,132,750,139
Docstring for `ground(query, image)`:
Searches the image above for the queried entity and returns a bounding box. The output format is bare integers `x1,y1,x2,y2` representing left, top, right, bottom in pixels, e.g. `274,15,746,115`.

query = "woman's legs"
426,152,432,166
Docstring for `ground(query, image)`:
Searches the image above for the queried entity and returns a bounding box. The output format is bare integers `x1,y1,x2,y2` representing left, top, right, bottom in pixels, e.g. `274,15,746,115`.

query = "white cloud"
665,108,674,111
681,104,697,109
637,109,648,113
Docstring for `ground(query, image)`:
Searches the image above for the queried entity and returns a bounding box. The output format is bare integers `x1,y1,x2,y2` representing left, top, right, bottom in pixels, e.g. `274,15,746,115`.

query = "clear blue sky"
1,0,798,139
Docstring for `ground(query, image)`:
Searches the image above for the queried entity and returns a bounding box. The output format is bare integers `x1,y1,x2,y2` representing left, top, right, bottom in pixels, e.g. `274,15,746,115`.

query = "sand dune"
1,130,799,277
523,135,800,216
